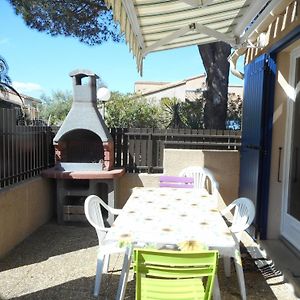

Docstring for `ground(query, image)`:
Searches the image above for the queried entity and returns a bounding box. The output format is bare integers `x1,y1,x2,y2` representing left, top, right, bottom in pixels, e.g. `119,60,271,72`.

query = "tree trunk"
198,42,231,129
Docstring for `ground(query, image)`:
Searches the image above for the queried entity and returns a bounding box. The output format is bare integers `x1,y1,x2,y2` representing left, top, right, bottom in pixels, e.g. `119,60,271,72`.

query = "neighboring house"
234,0,300,255
134,74,243,103
0,89,41,120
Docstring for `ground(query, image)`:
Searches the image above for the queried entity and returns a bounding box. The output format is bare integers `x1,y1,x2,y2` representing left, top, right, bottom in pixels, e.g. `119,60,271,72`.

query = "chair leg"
234,256,247,300
223,257,231,277
103,254,110,273
212,275,221,300
94,253,105,297
115,246,133,300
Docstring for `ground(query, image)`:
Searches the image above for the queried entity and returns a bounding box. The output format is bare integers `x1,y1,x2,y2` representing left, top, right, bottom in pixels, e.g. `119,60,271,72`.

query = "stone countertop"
41,167,125,180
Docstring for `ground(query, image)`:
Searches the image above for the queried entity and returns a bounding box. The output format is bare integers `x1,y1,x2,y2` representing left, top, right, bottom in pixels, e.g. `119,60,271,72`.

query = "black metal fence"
1,108,241,188
111,128,241,173
0,109,54,189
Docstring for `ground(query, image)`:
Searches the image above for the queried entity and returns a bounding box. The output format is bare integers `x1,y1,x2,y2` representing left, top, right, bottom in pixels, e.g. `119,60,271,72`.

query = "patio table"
103,187,246,300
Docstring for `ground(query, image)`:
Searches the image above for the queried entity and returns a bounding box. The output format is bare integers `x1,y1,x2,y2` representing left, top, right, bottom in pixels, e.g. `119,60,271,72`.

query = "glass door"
282,47,300,251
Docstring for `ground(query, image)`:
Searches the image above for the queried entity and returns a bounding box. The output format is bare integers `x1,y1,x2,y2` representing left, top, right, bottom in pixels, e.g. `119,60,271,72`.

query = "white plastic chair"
221,197,256,278
84,195,126,299
179,166,219,195
203,168,219,196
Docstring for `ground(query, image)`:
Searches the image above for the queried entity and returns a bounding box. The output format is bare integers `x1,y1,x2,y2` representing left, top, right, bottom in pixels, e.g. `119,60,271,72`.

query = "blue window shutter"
239,54,276,239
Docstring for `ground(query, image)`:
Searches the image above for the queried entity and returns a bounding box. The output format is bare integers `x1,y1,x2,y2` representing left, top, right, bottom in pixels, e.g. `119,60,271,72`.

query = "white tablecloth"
105,187,237,258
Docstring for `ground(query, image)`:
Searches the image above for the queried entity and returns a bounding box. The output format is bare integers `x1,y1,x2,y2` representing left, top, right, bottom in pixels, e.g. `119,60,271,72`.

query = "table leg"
115,246,133,300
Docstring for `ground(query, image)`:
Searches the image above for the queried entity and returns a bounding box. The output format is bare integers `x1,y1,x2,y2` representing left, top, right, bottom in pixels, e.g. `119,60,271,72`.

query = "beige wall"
268,40,300,239
117,149,240,207
228,85,243,96
117,173,161,208
185,76,206,90
267,51,289,239
135,82,168,93
144,85,186,103
0,177,54,257
163,149,240,205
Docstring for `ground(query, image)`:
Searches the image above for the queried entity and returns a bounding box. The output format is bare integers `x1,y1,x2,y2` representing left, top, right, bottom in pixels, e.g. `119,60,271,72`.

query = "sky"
0,1,244,99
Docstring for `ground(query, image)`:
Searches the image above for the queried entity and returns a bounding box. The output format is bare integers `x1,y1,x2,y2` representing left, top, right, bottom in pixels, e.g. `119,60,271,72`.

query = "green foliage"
8,0,123,45
161,97,205,129
39,90,72,125
105,92,165,128
161,97,186,129
0,55,12,93
161,95,241,130
37,90,242,129
181,99,205,129
227,94,242,129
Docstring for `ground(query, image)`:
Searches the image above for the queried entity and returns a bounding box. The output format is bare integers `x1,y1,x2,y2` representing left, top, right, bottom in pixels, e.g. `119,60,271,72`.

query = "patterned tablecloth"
104,187,237,258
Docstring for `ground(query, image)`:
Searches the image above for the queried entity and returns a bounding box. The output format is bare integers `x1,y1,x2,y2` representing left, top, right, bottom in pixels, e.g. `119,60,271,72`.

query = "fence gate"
239,54,276,239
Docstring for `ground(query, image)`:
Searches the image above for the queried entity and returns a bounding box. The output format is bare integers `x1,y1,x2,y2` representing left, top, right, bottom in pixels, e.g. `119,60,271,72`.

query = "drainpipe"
228,48,246,80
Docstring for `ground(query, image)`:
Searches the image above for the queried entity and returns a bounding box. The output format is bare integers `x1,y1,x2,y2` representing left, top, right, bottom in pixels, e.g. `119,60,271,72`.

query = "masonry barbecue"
42,70,124,224
54,69,114,171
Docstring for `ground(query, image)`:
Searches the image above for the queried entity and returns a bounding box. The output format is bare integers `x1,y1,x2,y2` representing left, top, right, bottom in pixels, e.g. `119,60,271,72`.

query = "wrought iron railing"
0,108,54,189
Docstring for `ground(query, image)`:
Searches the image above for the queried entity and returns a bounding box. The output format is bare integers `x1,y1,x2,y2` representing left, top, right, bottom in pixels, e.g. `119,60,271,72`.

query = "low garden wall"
117,149,240,207
0,149,239,257
0,177,54,257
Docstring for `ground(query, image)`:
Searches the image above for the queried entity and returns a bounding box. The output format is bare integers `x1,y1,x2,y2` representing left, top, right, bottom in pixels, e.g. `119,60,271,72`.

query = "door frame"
281,46,300,250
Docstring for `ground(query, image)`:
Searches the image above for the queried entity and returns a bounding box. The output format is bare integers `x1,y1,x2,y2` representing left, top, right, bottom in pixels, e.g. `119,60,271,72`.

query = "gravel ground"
0,221,298,300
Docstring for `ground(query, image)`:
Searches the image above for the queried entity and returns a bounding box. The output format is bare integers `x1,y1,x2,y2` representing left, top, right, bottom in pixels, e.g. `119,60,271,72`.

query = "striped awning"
104,0,283,74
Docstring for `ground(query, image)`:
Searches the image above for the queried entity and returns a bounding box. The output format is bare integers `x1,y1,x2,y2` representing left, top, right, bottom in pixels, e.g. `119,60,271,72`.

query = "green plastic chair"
133,248,218,300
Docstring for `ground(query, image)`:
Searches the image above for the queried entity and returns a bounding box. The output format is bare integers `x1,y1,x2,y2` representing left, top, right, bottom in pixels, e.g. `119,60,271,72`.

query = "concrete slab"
261,239,300,298
0,221,298,299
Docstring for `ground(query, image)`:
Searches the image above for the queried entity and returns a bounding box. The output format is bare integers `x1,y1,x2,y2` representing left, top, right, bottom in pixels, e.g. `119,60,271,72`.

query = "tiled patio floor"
0,221,298,300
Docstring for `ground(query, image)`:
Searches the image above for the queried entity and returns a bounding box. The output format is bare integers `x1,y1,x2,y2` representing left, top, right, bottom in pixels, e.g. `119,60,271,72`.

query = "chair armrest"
90,222,109,233
220,203,235,217
98,197,122,215
107,206,122,216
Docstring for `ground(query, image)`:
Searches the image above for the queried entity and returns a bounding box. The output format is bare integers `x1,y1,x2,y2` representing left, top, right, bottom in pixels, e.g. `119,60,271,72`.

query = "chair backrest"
134,248,218,300
159,175,194,189
84,195,108,244
179,167,219,195
223,197,255,240
203,169,219,196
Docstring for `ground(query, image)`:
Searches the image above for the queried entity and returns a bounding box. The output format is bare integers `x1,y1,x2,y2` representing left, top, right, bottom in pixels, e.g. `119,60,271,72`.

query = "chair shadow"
217,242,279,299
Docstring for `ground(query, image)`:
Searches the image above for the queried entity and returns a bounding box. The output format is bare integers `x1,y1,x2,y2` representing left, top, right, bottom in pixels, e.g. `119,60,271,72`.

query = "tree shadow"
0,220,98,271
0,221,286,300
8,273,136,300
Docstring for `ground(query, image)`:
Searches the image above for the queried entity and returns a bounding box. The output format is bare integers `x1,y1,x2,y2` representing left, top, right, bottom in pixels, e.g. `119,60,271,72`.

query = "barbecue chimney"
53,70,114,171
